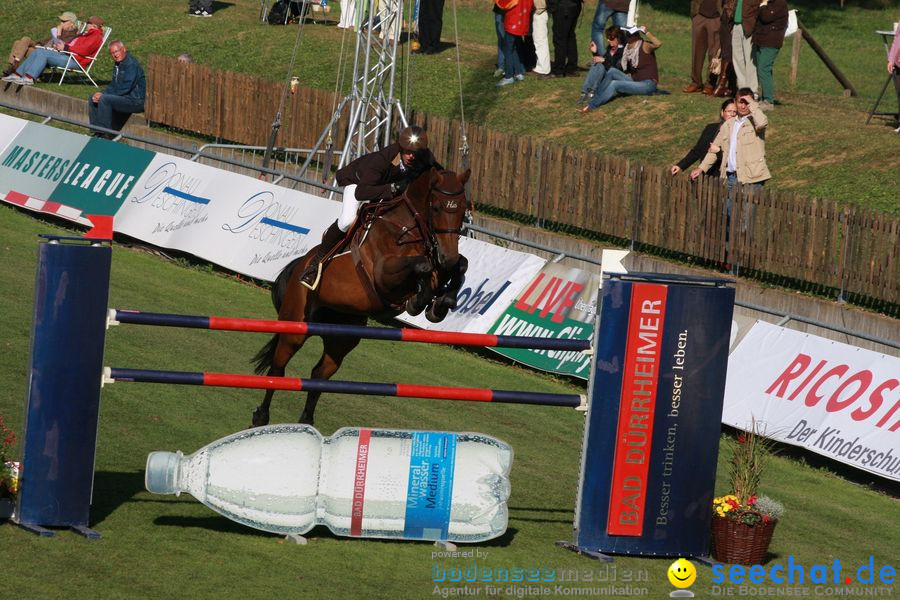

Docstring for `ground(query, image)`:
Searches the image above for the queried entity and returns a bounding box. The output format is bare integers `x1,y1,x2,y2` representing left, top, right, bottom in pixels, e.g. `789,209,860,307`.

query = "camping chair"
55,26,112,87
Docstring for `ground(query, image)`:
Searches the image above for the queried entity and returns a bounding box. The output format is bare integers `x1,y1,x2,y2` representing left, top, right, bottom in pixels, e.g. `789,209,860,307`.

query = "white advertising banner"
0,113,27,156
115,154,340,281
398,237,546,332
723,321,900,482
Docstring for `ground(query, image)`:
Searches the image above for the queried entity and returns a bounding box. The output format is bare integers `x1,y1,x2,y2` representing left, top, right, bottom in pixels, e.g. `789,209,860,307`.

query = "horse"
250,166,472,426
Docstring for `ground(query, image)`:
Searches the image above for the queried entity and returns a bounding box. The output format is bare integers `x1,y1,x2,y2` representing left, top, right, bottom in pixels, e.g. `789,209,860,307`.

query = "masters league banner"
723,321,900,482
0,114,28,157
573,274,734,557
114,154,341,281
398,237,546,332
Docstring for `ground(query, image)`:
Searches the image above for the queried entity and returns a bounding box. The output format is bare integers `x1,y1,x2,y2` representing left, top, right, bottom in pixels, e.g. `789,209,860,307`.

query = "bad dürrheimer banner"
723,321,900,482
573,274,734,557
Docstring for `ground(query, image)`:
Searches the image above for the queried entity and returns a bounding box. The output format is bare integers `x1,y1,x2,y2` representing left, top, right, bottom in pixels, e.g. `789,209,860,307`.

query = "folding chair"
56,26,112,87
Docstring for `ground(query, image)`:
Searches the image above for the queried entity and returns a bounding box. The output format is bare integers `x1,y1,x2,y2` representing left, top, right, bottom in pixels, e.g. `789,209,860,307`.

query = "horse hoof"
425,302,449,323
405,296,427,316
251,408,270,427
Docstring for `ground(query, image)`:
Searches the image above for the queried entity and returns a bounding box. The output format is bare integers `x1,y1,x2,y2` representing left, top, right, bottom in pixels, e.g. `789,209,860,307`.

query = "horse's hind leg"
252,334,307,427
299,330,364,425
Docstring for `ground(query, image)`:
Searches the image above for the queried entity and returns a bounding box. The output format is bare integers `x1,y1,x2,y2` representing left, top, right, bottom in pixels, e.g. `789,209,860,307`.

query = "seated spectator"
577,25,662,112
177,52,194,63
670,99,737,177
579,25,624,105
3,11,80,77
2,16,104,86
88,41,146,138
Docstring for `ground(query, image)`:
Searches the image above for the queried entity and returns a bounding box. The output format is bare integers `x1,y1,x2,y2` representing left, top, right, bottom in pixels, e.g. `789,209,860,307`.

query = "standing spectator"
671,99,737,177
712,0,736,97
731,0,759,97
684,0,722,94
338,0,357,29
189,0,213,17
590,1,628,51
890,18,900,132
549,0,582,77
2,17,104,86
579,26,624,104
87,41,145,138
493,3,507,77
752,0,788,110
691,88,770,189
577,25,661,111
532,0,552,78
418,0,445,54
497,0,533,85
3,12,80,77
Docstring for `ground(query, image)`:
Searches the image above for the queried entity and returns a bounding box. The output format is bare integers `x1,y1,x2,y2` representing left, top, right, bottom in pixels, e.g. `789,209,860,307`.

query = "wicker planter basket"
711,515,777,565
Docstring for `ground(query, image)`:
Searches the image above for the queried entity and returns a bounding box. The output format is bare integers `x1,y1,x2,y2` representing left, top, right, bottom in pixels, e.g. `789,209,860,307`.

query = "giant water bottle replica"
146,424,512,542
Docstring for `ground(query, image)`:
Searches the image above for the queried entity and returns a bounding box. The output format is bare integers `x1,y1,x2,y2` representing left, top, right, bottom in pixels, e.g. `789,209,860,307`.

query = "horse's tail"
252,334,279,375
252,256,305,374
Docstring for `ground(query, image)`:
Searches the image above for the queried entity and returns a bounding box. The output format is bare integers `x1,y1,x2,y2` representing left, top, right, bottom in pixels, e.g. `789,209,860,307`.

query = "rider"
300,125,443,287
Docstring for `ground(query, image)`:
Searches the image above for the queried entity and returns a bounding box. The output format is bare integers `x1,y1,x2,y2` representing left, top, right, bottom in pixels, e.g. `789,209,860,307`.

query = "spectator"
2,16,104,87
549,0,583,78
671,99,737,177
590,1,628,51
752,0,788,111
493,3,507,77
3,12,80,77
418,0,445,54
177,53,194,63
684,0,722,94
579,25,624,104
532,0,552,78
337,0,357,30
690,88,770,190
188,0,213,17
890,18,900,133
577,25,661,112
731,0,759,96
712,0,736,97
87,41,145,138
497,0,533,86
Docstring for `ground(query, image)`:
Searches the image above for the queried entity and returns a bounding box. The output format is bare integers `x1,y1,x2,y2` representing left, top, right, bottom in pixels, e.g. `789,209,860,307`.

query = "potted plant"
710,419,785,565
0,415,19,520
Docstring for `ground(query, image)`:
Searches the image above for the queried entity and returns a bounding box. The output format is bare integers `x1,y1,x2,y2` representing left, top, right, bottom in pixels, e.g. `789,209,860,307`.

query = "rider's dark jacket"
336,143,442,202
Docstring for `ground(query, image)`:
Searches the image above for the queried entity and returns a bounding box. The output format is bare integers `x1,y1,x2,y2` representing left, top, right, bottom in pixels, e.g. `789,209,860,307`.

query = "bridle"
396,170,469,269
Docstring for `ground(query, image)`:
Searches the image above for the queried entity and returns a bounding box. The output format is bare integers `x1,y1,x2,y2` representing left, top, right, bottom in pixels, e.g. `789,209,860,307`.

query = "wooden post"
789,29,802,88
799,20,858,97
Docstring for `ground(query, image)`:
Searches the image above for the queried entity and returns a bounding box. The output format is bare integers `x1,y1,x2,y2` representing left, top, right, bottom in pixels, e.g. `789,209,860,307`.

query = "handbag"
709,49,722,75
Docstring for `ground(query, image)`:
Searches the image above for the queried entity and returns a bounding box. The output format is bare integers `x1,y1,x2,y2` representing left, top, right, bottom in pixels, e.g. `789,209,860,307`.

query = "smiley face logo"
667,558,697,589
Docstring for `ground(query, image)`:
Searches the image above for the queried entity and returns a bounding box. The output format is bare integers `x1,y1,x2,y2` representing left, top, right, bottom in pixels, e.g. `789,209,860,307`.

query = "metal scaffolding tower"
296,0,408,183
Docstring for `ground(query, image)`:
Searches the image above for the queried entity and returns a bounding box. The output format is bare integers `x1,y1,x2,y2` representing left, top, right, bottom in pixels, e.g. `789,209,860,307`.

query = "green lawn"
2,0,899,214
1,201,898,598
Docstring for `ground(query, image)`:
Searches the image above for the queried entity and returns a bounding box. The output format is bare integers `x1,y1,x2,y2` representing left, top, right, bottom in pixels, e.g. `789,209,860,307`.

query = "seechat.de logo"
712,555,896,587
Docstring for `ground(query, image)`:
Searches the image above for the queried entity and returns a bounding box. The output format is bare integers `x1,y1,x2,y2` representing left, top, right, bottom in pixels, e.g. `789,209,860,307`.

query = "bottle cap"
145,451,182,495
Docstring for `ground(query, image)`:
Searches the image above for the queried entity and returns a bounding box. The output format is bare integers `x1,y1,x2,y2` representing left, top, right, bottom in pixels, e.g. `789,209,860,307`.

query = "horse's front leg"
401,256,436,316
426,255,468,323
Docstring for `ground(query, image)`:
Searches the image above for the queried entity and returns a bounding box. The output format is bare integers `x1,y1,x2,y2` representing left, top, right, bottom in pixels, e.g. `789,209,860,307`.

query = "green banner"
488,264,602,379
48,138,154,216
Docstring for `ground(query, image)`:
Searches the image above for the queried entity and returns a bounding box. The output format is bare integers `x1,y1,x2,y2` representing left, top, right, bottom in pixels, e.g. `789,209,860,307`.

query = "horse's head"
407,167,471,271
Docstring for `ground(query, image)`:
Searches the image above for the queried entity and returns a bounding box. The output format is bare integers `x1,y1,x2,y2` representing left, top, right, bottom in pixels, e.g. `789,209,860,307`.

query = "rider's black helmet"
398,126,428,153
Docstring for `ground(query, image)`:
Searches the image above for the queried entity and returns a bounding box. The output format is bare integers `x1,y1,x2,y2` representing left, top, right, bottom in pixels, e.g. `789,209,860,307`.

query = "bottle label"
349,428,372,537
403,432,457,540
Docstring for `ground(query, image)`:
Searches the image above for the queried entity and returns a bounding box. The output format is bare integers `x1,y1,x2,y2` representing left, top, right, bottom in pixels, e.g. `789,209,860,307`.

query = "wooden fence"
145,56,899,309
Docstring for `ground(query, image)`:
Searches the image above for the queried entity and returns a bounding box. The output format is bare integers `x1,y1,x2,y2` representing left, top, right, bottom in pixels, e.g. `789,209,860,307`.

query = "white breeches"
337,184,361,231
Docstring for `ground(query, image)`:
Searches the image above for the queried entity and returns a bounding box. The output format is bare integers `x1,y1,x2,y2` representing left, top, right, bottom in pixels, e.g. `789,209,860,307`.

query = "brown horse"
251,167,472,426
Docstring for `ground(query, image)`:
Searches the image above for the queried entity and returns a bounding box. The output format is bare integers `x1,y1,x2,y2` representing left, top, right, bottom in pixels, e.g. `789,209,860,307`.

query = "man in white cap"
3,11,80,77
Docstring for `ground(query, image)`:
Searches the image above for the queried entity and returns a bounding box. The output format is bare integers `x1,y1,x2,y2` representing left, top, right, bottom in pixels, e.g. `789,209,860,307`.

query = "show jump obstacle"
17,236,734,561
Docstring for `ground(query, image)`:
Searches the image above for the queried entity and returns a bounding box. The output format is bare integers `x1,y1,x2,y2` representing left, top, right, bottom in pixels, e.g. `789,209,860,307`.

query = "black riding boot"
300,221,345,289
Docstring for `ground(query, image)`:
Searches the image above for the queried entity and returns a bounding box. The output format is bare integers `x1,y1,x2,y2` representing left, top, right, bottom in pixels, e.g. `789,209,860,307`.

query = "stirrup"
300,263,323,291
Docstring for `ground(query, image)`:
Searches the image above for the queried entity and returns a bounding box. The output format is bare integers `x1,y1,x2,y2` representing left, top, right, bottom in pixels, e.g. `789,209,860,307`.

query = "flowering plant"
713,418,784,527
0,414,19,500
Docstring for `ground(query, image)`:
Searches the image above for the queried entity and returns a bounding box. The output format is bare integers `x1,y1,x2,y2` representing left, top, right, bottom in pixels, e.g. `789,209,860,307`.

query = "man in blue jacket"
87,40,145,138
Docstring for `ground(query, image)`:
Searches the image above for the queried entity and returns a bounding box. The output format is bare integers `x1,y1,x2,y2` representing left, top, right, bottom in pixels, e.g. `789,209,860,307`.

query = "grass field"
2,1,899,214
1,202,898,599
